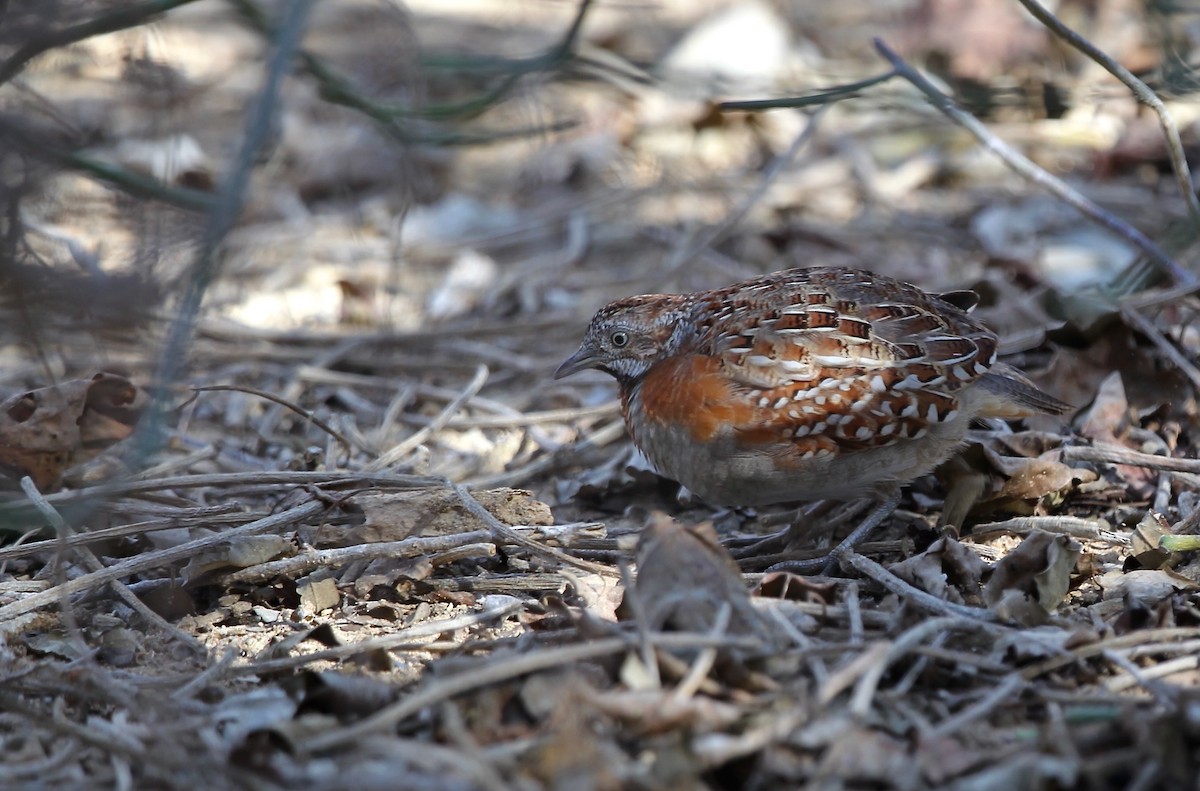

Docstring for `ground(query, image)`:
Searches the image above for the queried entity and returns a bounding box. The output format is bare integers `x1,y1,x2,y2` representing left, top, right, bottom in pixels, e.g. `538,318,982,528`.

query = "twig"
1102,649,1190,703
229,0,592,133
193,384,360,453
222,530,493,585
850,617,967,716
843,551,998,622
0,500,325,623
466,417,627,489
1063,443,1200,473
968,516,1128,545
1015,0,1200,232
452,484,619,576
21,478,88,657
657,106,828,284
874,38,1194,287
229,599,526,676
299,630,759,752
19,477,207,655
0,121,218,211
368,365,489,470
1021,626,1200,679
0,470,441,518
135,0,316,464
1121,307,1200,393
0,0,202,85
618,559,662,690
718,71,898,112
928,672,1025,737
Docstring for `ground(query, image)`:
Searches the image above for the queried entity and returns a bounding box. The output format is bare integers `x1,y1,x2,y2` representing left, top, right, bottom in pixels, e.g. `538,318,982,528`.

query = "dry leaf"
889,536,986,605
629,512,769,646
1097,569,1200,603
0,373,145,492
985,531,1081,625
296,571,340,613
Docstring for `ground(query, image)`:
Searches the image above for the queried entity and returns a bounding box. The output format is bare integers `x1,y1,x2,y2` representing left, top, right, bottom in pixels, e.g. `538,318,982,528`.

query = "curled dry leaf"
0,373,146,492
629,512,770,646
1130,511,1175,570
984,530,1081,626
1096,569,1200,603
888,536,986,605
942,431,1094,524
1077,371,1156,498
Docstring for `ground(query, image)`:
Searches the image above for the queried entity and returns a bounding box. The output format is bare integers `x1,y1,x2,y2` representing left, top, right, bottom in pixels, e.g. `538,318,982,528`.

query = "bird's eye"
610,330,630,348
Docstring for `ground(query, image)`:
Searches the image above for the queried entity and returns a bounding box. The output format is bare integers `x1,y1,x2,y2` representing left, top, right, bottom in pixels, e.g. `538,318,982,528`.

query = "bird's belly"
632,417,973,507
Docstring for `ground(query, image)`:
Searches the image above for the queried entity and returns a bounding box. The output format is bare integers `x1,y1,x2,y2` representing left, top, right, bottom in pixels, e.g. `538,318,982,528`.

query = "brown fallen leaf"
628,512,771,646
888,536,986,605
941,431,1095,526
1076,371,1156,498
0,373,145,492
984,530,1081,625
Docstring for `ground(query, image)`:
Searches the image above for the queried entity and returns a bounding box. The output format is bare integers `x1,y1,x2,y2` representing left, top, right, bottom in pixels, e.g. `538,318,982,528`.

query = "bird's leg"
728,500,840,559
764,488,903,575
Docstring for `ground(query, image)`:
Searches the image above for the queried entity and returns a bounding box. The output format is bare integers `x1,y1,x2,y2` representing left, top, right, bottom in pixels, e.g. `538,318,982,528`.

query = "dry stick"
171,648,238,701
299,636,629,751
1062,443,1200,474
257,335,374,446
843,551,998,622
1015,0,1200,232
928,672,1026,738
192,384,360,453
0,470,441,514
19,477,207,655
467,417,627,489
1121,308,1200,393
134,0,316,464
849,616,984,718
299,630,758,753
222,530,492,585
452,484,619,576
618,560,662,690
0,0,201,85
0,500,325,622
1101,649,1184,705
1021,626,1200,679
367,365,489,471
968,515,1128,545
225,599,527,676
670,602,730,702
657,106,828,284
0,691,146,759
874,38,1194,287
24,478,89,657
441,403,618,430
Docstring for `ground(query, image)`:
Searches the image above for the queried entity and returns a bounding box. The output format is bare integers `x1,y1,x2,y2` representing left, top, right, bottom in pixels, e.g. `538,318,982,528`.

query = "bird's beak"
554,346,599,379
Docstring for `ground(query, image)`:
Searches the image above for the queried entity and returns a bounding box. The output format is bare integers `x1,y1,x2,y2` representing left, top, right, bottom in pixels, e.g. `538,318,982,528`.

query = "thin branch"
0,500,326,622
135,0,316,463
1015,0,1200,233
193,384,360,453
874,38,1194,287
0,0,203,86
718,70,898,112
1062,443,1200,473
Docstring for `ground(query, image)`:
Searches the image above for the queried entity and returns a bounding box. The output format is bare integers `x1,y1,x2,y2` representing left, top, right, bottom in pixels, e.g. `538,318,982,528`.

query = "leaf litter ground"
1,1,1199,788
